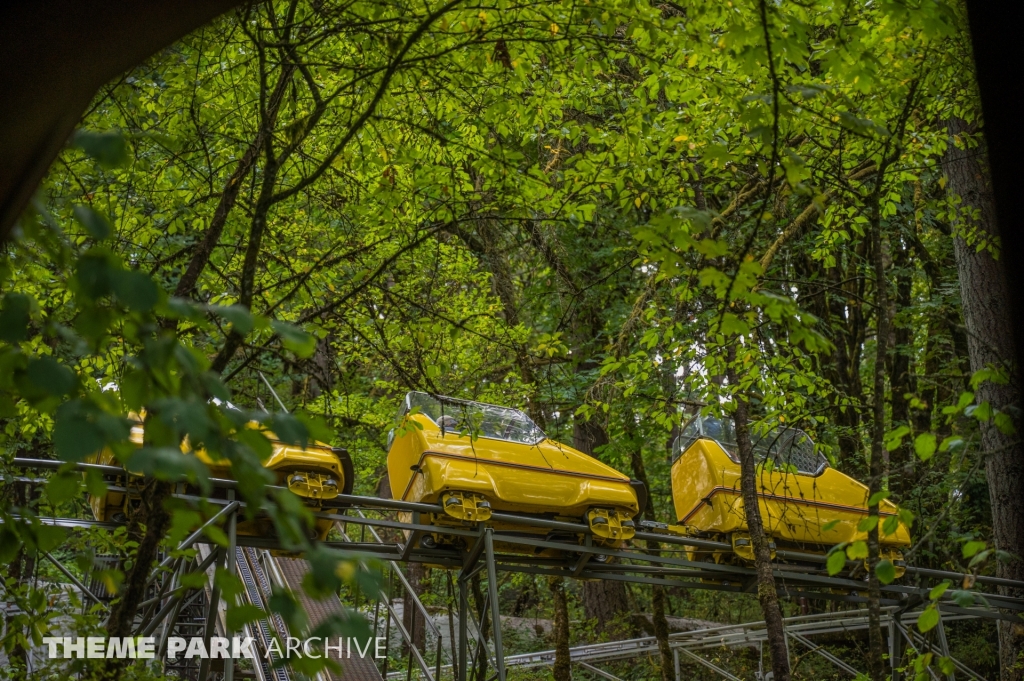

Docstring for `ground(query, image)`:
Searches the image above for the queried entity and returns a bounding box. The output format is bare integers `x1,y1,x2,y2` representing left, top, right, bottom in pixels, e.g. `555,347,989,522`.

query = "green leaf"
179,572,208,589
23,356,76,398
166,509,202,545
0,293,32,342
272,319,316,358
74,250,117,300
867,490,889,506
226,604,265,631
875,560,896,585
203,524,229,547
826,549,847,575
939,436,965,452
857,515,879,533
73,205,113,240
968,549,992,568
46,471,81,505
297,412,335,444
126,447,210,492
54,409,103,462
962,541,986,558
85,469,108,498
111,269,159,312
120,368,151,411
34,525,66,553
882,515,900,536
917,606,940,633
72,129,129,169
929,581,951,600
884,425,910,451
236,428,273,462
211,305,254,335
0,528,22,563
950,590,975,608
214,568,244,599
846,540,869,560
821,519,840,532
270,413,309,448
913,432,937,461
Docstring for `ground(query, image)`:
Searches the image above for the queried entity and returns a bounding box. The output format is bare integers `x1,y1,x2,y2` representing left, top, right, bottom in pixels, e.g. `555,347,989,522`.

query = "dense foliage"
1,0,1016,678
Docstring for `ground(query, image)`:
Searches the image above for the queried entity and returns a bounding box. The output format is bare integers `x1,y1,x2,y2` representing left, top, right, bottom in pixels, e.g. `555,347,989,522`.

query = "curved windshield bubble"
400,392,546,445
672,415,827,476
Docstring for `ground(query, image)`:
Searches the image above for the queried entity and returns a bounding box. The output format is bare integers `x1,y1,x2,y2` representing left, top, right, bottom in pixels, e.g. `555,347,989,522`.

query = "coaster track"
7,457,1023,681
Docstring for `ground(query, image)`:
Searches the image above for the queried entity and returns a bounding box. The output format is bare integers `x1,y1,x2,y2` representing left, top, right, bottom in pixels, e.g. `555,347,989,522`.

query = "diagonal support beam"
789,632,860,676
678,648,742,681
149,500,239,583
573,535,594,578
577,661,625,681
43,551,103,605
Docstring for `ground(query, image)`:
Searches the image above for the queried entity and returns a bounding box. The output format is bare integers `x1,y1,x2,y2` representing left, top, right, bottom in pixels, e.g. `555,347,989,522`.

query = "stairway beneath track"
270,556,384,681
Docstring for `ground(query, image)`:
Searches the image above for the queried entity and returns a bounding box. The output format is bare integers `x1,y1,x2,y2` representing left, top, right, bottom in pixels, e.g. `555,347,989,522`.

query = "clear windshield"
673,415,827,476
400,392,546,445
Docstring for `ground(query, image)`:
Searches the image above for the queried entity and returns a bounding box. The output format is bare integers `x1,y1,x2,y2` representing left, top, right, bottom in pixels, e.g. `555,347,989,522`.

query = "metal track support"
484,529,506,681
224,494,238,681
458,575,469,681
197,548,224,681
788,632,860,676
935,615,956,681
678,648,742,681
891,613,903,681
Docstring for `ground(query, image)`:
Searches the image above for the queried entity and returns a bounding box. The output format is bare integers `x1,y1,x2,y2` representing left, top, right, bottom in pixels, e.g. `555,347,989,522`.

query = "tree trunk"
549,576,572,681
91,479,172,681
173,61,293,300
573,417,631,629
403,562,427,652
8,480,31,672
889,236,915,499
726,349,790,681
944,116,1024,681
473,219,546,428
866,222,889,681
626,418,673,681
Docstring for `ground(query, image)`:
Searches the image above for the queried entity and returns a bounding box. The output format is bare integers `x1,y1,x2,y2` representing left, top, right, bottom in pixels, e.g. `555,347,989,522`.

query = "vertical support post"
407,612,417,681
435,636,443,681
157,560,186,665
890,612,903,681
447,572,459,681
782,621,791,670
484,529,505,681
197,548,224,681
458,577,468,681
673,648,681,681
224,493,237,681
935,615,956,681
383,570,394,679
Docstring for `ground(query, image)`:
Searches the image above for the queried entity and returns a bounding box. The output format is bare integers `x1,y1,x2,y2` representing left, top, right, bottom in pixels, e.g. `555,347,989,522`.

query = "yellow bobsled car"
669,416,909,570
386,392,644,553
87,411,353,541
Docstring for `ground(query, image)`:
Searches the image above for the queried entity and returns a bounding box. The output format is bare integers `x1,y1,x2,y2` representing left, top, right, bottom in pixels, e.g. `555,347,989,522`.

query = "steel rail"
13,457,1024,593
14,512,1024,617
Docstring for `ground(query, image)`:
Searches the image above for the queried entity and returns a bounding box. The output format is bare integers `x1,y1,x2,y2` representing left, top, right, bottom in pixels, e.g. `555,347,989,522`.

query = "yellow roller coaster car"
87,410,353,541
386,392,645,554
669,416,910,572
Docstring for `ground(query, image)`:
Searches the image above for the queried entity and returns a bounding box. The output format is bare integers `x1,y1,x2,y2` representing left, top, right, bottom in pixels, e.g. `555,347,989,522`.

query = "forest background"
1,0,1021,679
